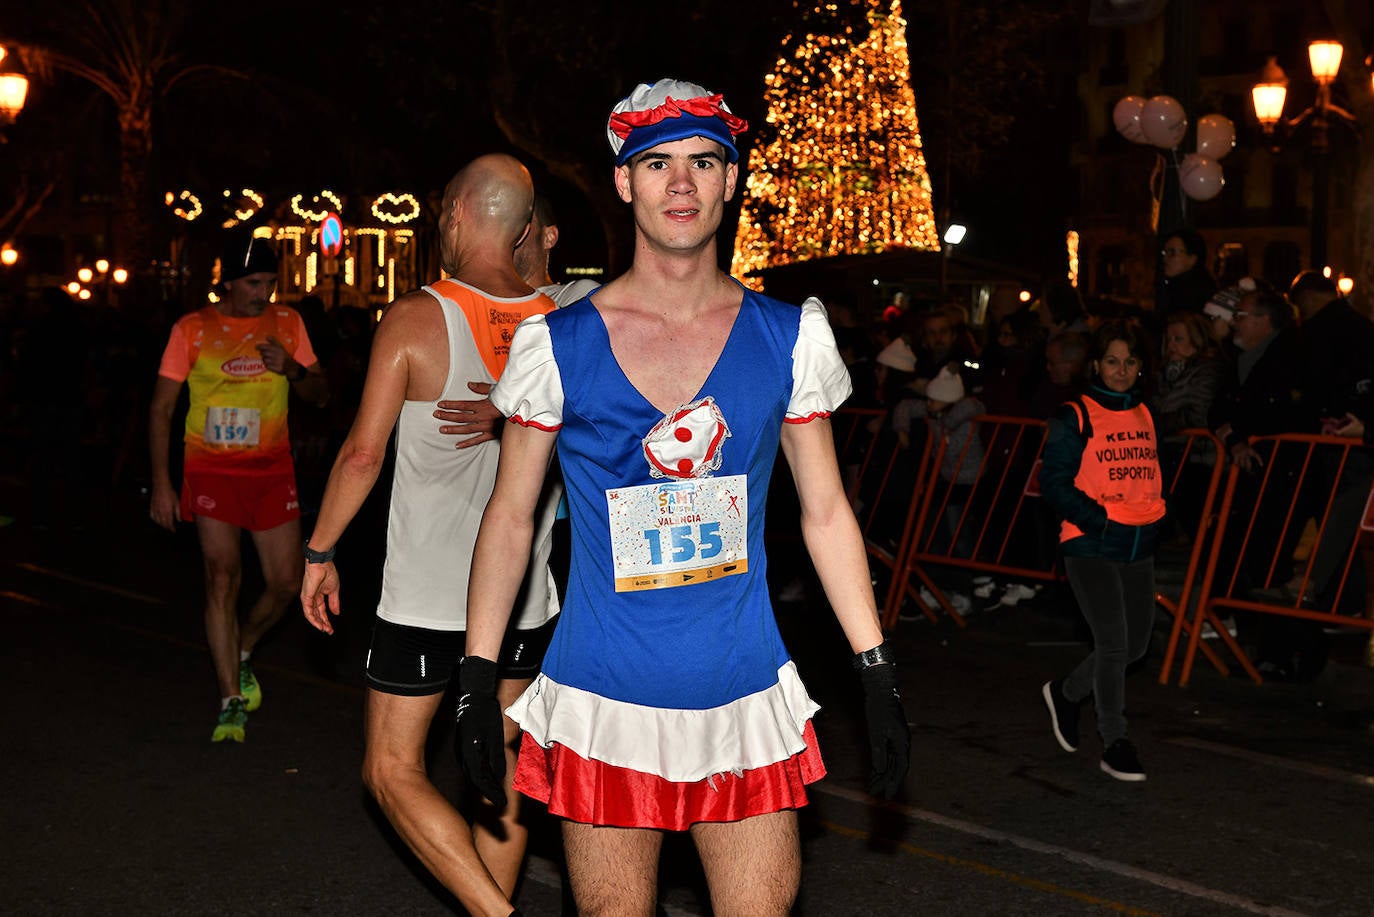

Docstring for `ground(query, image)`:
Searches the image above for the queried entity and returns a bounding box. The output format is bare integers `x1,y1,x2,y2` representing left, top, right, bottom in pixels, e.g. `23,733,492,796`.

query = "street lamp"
70,259,129,306
0,45,29,132
938,222,966,292
1251,40,1360,268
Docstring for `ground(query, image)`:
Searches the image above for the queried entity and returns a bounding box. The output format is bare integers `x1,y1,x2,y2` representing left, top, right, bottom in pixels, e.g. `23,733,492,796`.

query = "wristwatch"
303,539,336,564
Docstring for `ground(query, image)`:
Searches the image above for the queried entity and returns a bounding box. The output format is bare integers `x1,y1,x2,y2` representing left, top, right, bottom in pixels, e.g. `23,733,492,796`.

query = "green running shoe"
239,661,262,712
212,697,248,743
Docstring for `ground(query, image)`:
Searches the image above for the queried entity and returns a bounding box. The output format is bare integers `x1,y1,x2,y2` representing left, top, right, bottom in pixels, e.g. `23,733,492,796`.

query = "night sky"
6,0,1079,281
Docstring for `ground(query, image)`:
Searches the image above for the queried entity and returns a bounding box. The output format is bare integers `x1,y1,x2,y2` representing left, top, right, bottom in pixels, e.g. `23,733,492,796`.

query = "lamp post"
938,222,966,293
1251,41,1359,269
0,44,29,136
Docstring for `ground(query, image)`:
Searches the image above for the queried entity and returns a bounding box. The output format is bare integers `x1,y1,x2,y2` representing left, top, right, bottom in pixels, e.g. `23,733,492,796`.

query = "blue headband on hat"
607,79,748,166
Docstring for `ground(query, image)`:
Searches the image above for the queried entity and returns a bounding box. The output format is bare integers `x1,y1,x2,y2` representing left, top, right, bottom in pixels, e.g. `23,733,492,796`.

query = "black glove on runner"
455,655,507,809
859,662,911,799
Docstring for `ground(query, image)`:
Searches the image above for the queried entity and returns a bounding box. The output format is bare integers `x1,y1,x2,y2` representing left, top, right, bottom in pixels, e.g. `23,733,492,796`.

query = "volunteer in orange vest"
1038,320,1165,782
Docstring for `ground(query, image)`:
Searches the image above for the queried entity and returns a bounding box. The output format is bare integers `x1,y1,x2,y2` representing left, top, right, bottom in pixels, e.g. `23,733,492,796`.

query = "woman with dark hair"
1039,320,1165,782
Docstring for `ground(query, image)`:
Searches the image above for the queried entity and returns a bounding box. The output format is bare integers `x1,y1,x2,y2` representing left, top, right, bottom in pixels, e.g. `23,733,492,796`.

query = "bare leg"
241,517,303,654
562,821,663,917
690,810,800,917
196,516,244,699
473,676,533,897
362,689,514,917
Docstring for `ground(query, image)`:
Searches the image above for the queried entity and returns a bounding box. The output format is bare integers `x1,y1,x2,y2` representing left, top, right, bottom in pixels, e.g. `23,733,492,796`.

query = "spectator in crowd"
1248,271,1374,612
912,304,979,398
891,366,985,617
1039,320,1164,783
1209,279,1302,473
1201,282,1246,350
882,290,910,339
1157,228,1216,314
1289,270,1374,433
1027,331,1089,419
1036,280,1089,340
1151,311,1224,542
979,309,1043,418
1151,311,1224,438
1206,280,1318,672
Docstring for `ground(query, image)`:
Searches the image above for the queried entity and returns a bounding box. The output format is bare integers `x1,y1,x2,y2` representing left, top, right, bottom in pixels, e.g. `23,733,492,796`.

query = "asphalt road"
4,477,1374,916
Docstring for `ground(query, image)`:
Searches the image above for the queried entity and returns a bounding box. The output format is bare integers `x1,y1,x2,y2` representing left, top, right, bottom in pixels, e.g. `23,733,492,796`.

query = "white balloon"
1180,154,1224,201
1141,95,1188,149
1112,96,1149,144
1196,113,1237,160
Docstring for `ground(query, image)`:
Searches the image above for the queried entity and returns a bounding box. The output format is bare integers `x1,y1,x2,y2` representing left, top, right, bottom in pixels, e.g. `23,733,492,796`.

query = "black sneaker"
1100,738,1146,782
1041,680,1079,752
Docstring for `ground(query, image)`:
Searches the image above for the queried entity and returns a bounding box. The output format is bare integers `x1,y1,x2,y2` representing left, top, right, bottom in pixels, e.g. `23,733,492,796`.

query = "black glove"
859,662,911,799
455,655,507,808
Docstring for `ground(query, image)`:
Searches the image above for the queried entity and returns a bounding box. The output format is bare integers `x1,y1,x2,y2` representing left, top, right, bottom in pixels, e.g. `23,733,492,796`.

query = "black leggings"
1060,555,1155,746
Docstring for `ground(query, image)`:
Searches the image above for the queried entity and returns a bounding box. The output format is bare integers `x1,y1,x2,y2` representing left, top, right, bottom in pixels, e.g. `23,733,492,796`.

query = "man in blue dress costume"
458,78,911,916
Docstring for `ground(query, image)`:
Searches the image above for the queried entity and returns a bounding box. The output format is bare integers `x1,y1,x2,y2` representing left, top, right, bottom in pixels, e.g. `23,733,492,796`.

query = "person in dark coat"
1157,228,1217,315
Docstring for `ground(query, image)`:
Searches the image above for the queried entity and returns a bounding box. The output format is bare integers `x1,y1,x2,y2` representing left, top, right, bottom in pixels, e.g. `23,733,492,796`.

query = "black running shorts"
364,616,558,696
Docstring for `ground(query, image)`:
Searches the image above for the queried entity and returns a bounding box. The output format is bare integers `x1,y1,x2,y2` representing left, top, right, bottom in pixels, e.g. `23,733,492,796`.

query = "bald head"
444,154,535,250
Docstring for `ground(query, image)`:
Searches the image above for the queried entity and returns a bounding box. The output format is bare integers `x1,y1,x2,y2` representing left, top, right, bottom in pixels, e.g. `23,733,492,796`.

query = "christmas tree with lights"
731,0,941,287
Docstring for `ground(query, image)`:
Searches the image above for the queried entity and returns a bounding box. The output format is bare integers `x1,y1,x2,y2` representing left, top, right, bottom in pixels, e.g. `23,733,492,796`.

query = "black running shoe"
1041,680,1079,752
1100,738,1146,782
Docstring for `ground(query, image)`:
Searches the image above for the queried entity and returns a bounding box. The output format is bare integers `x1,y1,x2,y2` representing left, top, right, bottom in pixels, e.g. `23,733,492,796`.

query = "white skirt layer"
506,661,820,783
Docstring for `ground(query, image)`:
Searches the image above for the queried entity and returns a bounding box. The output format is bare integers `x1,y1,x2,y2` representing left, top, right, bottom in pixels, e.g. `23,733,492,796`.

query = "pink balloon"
1180,154,1224,201
1141,95,1187,149
1196,113,1236,160
1112,96,1148,144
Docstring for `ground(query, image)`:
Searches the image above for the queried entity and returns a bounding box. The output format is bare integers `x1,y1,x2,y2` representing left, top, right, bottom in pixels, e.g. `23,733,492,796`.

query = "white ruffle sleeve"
785,297,853,422
490,314,564,431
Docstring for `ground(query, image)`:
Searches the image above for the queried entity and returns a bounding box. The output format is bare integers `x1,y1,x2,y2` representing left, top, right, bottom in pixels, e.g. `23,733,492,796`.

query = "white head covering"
607,78,748,165
925,366,965,403
876,337,917,373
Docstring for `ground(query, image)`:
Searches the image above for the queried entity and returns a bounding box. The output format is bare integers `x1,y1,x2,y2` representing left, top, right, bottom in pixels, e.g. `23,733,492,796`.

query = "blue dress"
490,287,851,826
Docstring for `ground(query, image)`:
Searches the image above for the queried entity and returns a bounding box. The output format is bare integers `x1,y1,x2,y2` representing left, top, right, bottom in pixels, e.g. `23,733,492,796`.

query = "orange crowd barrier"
882,415,1057,629
830,407,937,626
1176,432,1374,687
1154,429,1246,684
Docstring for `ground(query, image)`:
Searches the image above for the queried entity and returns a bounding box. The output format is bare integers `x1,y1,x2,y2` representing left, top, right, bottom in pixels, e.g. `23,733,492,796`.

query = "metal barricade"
831,407,936,627
1154,429,1245,684
883,415,1056,629
1177,432,1374,686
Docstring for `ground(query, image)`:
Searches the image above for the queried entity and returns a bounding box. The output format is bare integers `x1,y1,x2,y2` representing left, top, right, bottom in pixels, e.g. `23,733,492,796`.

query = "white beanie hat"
925,366,965,403
876,337,916,373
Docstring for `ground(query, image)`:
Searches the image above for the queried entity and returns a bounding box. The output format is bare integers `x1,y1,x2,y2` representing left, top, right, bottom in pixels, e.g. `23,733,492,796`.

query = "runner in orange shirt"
149,231,328,743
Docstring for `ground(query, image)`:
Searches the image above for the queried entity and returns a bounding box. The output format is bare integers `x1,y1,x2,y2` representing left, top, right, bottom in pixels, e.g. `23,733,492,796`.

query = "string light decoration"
222,188,266,227
291,190,343,222
731,0,940,288
370,192,421,224
167,190,202,221
1066,230,1079,287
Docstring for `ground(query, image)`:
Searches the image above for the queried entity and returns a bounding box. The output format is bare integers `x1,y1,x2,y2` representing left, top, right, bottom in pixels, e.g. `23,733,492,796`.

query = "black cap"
219,230,278,283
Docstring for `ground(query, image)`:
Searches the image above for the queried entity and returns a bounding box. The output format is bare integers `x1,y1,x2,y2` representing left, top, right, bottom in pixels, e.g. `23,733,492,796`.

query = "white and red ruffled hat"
607,78,749,166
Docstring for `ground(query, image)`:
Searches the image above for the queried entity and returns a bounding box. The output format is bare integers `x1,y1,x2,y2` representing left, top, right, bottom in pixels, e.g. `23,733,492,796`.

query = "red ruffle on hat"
608,79,749,165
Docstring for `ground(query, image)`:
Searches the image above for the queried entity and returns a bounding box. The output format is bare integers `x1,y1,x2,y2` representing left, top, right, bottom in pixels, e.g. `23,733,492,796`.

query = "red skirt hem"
514,720,826,831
